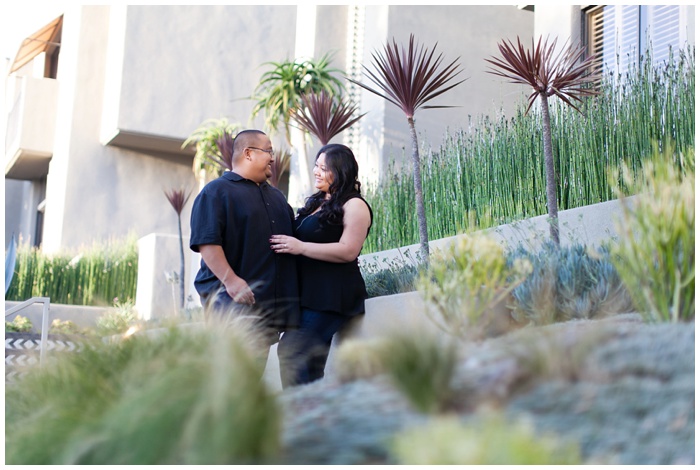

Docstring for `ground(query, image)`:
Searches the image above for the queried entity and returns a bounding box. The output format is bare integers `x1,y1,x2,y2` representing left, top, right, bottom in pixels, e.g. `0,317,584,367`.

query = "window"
584,5,686,78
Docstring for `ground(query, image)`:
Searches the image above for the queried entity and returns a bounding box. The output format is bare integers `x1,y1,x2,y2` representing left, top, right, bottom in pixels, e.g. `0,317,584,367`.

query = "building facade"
4,5,537,251
3,5,694,317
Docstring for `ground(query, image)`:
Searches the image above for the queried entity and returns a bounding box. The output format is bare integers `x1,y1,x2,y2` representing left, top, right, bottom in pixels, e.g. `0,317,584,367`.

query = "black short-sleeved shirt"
294,195,372,317
189,171,300,329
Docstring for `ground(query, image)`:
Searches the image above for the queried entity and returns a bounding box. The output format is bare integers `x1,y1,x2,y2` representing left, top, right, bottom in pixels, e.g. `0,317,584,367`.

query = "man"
189,129,300,355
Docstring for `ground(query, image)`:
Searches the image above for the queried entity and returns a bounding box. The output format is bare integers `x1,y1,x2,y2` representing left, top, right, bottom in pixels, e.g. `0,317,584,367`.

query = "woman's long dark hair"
297,143,362,226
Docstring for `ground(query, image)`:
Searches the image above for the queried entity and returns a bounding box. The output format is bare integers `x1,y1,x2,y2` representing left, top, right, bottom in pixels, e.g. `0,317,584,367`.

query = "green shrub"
6,235,138,306
95,297,139,337
609,146,694,322
507,242,634,325
5,321,281,464
332,337,390,383
5,315,33,332
417,233,531,340
390,412,582,464
380,331,458,414
49,319,92,336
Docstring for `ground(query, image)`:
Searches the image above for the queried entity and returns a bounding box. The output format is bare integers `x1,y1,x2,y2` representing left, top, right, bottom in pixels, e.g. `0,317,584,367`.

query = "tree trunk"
177,214,185,309
539,92,560,245
287,127,313,209
408,116,430,262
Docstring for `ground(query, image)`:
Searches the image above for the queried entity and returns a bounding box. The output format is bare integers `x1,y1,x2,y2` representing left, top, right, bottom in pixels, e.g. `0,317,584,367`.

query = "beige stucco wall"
40,6,192,252
41,5,300,252
101,5,297,143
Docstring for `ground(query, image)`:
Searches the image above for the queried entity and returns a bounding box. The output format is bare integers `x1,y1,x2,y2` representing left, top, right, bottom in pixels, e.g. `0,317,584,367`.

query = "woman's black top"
294,195,372,317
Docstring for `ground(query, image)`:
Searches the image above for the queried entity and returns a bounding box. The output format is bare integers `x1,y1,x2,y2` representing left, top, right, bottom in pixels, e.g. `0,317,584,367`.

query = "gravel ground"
277,316,695,465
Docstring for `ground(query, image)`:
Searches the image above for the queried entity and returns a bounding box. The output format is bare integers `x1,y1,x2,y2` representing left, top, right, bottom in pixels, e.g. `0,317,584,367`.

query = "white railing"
5,297,51,365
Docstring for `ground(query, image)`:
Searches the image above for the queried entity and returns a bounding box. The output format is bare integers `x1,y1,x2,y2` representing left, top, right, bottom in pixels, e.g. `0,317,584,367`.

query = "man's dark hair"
232,129,267,157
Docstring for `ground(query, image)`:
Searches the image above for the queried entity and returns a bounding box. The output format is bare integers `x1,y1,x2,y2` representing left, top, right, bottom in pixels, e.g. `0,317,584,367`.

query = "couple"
189,129,372,388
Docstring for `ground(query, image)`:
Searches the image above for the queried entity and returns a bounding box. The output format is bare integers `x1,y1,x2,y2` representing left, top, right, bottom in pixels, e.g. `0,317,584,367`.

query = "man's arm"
198,244,255,305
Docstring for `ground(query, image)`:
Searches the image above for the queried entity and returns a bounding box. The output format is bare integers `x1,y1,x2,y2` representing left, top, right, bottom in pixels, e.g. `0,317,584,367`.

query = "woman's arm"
270,198,371,263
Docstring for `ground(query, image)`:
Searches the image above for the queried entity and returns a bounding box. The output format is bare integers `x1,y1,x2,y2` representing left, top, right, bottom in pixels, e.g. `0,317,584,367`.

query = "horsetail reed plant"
486,36,600,245
349,34,466,262
362,45,694,254
609,145,695,322
5,235,138,306
164,186,192,310
290,90,366,145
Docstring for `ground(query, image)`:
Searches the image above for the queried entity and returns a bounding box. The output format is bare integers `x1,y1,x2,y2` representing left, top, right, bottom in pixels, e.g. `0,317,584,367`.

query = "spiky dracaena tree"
290,90,366,146
164,187,192,310
485,36,599,245
348,34,465,262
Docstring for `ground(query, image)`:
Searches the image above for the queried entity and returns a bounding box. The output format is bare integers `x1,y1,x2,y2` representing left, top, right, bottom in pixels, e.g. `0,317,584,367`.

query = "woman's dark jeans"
278,308,351,388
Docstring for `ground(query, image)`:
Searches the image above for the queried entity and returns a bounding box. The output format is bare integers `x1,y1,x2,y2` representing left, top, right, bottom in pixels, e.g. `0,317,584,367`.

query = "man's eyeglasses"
247,147,275,157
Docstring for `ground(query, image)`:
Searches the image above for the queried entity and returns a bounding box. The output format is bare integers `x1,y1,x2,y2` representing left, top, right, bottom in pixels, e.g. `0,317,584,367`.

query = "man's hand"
224,274,255,305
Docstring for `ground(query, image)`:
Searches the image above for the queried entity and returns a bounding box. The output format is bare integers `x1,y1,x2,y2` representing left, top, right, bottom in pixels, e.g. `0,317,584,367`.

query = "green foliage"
250,53,345,144
182,117,240,179
380,331,458,414
49,319,92,336
5,321,281,464
95,298,139,337
333,330,458,413
332,337,390,384
390,413,581,464
609,145,695,322
5,235,138,307
5,315,33,332
507,242,634,325
363,45,695,254
417,233,531,340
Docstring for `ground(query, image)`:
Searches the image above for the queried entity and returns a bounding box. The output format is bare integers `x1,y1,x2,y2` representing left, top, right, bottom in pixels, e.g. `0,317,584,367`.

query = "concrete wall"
360,196,635,269
41,6,198,253
5,300,107,333
101,5,297,143
533,4,581,47
135,232,195,321
5,178,43,246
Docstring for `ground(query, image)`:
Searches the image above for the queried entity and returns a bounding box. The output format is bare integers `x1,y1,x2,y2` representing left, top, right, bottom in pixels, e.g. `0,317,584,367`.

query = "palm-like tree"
251,53,345,147
182,118,240,184
164,187,192,310
348,34,465,262
290,90,366,145
251,54,346,206
485,36,599,245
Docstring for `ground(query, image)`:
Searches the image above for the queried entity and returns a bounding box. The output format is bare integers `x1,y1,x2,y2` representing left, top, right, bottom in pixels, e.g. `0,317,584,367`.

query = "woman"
270,143,372,387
